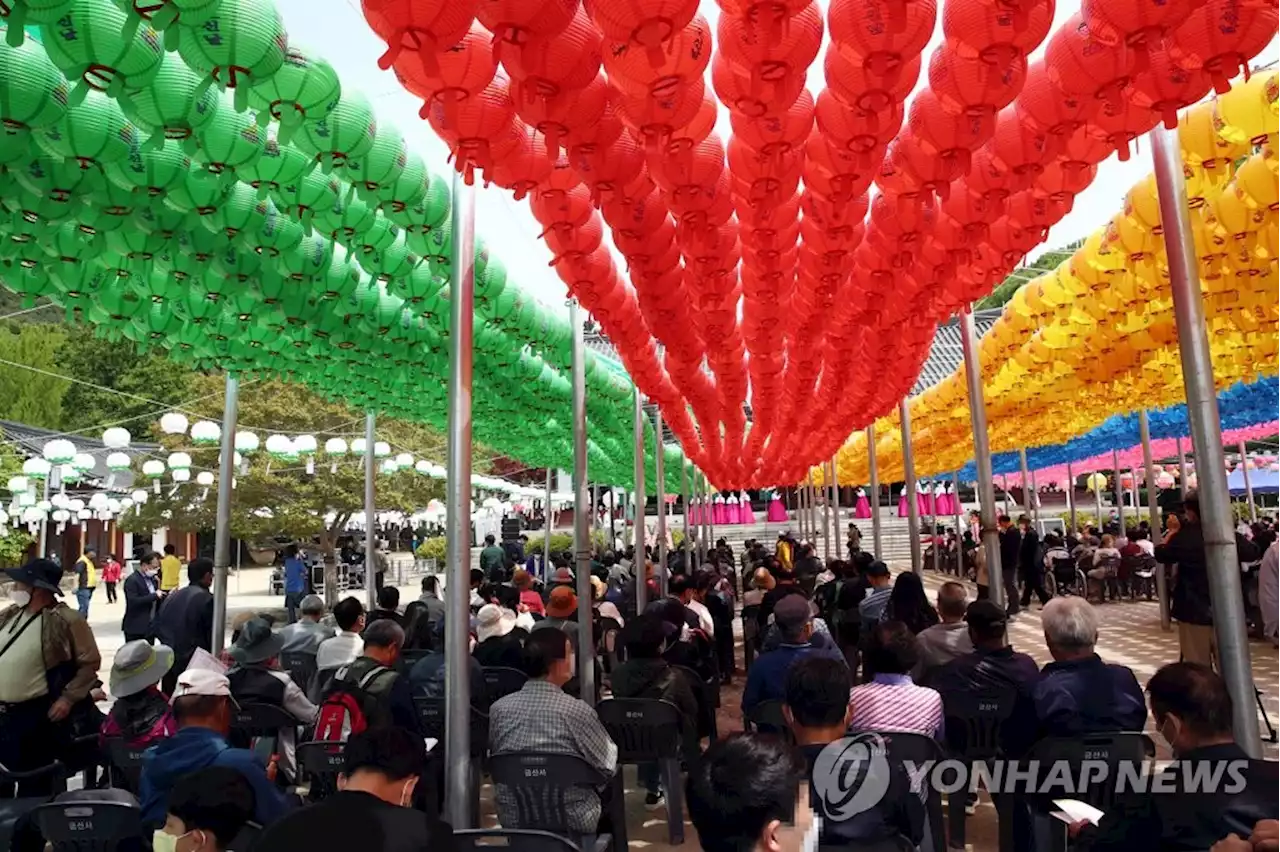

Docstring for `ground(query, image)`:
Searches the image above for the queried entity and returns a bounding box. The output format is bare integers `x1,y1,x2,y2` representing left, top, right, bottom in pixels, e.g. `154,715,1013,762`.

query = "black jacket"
999,528,1021,574
121,571,161,637
250,790,455,852
931,646,1042,757
1018,528,1040,572
472,634,524,670
611,657,700,756
1156,524,1262,625
151,583,214,662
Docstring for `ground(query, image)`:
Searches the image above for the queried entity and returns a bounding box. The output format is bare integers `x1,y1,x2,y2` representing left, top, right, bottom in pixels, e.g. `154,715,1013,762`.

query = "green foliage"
0,323,68,428
973,242,1083,310
523,532,574,555
0,442,32,567
416,536,446,561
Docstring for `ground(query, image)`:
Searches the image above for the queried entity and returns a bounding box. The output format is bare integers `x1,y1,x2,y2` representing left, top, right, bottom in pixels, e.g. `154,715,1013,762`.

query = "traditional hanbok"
726,493,740,524
854,487,872,519
898,489,910,517
739,491,757,524
712,493,727,525
766,490,788,522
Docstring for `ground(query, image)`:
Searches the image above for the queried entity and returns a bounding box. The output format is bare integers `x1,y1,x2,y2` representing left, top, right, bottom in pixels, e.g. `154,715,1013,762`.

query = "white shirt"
315,631,364,671
686,599,715,638
1260,542,1278,644
1136,539,1155,556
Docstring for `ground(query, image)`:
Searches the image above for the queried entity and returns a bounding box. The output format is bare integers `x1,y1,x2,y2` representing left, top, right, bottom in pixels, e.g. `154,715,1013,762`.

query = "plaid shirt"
489,679,618,833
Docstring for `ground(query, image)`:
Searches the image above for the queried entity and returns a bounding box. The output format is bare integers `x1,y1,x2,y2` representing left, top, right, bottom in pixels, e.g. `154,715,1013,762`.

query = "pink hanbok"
712,494,727,524
766,492,788,522
739,491,757,524
854,487,872,519
726,493,741,524
898,491,909,517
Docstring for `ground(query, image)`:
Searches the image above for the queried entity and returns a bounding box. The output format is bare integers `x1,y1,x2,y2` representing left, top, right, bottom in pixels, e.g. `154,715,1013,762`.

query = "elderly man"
914,581,974,678
1033,597,1146,736
742,595,847,713
280,595,331,655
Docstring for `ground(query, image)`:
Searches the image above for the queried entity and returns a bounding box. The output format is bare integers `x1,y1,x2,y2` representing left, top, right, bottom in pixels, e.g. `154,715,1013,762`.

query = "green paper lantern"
104,136,190,196
251,262,285,301
377,149,426,217
0,25,69,131
205,180,263,239
191,92,265,176
305,253,360,301
47,261,107,317
293,89,375,172
176,0,287,112
0,127,32,166
236,134,309,198
170,322,214,356
35,89,136,168
121,54,218,148
11,153,96,214
161,167,228,216
270,165,336,231
40,0,163,105
104,223,168,272
247,197,302,257
357,232,415,281
314,190,374,245
245,44,339,142
154,242,203,281
42,218,99,263
129,0,221,48
387,261,440,307
131,198,189,237
168,215,231,263
210,239,260,280
275,232,331,280
0,259,53,306
125,268,171,303
89,276,144,322
172,278,222,322
350,124,405,200
1,2,71,46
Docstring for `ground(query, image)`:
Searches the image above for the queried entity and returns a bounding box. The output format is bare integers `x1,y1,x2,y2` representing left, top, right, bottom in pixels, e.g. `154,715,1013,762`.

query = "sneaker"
965,793,979,815
645,791,666,809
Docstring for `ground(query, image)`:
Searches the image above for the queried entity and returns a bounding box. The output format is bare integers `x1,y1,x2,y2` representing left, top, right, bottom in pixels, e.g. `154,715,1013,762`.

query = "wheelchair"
1043,556,1087,597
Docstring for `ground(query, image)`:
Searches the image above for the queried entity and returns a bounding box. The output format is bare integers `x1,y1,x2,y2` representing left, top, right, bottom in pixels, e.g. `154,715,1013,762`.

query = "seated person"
155,766,256,852
226,618,319,783
1033,597,1147,736
1042,534,1072,573
610,614,700,806
315,597,366,674
417,575,447,625
140,670,293,829
914,581,974,679
101,640,177,750
472,603,526,670
251,727,454,852
329,619,421,735
1078,663,1279,852
407,616,489,711
686,733,815,852
786,657,925,849
530,586,582,649
279,595,332,655
366,587,405,630
489,629,618,835
743,595,848,713
512,569,545,616
931,601,1041,756
1087,534,1123,591
848,621,943,739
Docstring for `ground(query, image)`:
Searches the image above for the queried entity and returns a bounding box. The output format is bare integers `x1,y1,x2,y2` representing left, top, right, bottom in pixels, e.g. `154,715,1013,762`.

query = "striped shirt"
849,674,944,739
858,586,893,624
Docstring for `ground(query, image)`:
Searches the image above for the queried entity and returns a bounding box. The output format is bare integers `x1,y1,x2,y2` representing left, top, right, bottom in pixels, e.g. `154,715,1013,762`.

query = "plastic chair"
280,652,317,691
0,759,67,850
296,741,347,800
411,697,490,758
487,752,615,852
102,738,146,793
939,687,1019,850
483,666,530,703
453,828,582,851
671,664,719,741
874,731,946,852
596,698,683,844
231,703,300,739
33,789,142,852
228,820,263,851
743,699,794,745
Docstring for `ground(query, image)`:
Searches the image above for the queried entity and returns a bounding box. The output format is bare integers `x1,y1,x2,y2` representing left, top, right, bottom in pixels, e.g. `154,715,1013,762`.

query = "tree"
973,239,1085,310
56,332,196,441
119,375,488,603
0,323,68,428
0,441,34,567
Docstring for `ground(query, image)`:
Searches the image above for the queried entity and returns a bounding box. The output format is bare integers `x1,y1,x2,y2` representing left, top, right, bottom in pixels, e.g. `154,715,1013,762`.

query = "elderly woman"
742,567,775,607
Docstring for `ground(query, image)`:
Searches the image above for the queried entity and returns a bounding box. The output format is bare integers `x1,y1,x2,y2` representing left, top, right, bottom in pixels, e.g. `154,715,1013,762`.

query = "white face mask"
152,829,198,852
9,588,31,608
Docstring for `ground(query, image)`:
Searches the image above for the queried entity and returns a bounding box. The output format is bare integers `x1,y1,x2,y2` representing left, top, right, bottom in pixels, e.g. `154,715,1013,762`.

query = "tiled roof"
0,420,160,491
911,308,1003,395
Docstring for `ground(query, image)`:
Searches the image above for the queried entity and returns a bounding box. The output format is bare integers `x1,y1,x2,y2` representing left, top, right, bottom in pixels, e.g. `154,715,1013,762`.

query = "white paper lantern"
142,460,166,479
88,493,109,510
106,452,131,471
373,441,391,458
350,438,367,455
59,464,81,483
234,431,260,453
102,427,131,449
324,438,348,455
22,458,51,479
395,452,413,468
119,497,133,510
67,498,85,512
22,507,46,524
50,493,70,509
196,471,215,486
265,434,293,456
76,509,91,520
294,435,317,455
71,453,95,473
415,460,431,474
191,421,221,444
6,476,27,493
167,452,192,471
380,460,398,475
159,412,189,435
172,469,192,482
106,498,121,513
42,439,76,464
35,499,52,512
130,490,148,504
51,508,70,523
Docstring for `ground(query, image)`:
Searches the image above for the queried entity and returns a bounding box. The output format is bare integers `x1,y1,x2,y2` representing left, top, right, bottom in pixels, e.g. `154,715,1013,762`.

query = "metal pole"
1153,124,1260,756
1029,468,1040,529
1002,475,1011,515
210,373,238,653
1067,461,1077,535
36,477,50,557
1017,449,1032,525
543,468,552,580
1140,410,1170,630
867,425,882,557
829,456,840,561
900,400,922,575
654,409,667,595
952,471,964,576
681,464,690,565
930,480,940,574
633,389,647,611
1112,449,1125,533
1093,476,1104,533
820,466,830,561
1176,437,1189,498
707,476,717,553
609,487,616,550
364,412,377,615
1239,442,1257,522
590,483,598,545
960,307,1004,609
569,300,594,702
443,171,476,825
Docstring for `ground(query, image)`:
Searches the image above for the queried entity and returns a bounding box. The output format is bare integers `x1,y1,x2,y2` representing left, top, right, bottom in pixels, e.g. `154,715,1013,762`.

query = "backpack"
314,664,394,742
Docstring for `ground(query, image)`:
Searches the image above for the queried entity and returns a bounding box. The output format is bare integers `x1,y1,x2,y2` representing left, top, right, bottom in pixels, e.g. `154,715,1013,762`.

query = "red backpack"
314,664,393,742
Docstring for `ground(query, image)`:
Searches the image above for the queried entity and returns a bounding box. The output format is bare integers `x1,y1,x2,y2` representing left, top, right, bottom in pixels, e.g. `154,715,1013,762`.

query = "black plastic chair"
744,699,795,745
454,828,582,852
596,697,683,844
280,652,317,691
228,820,263,851
671,664,718,741
874,731,946,852
487,752,616,852
33,790,142,852
412,697,490,759
102,738,146,793
483,666,530,703
399,648,431,673
939,686,1019,851
0,759,66,850
296,741,347,800
231,702,300,739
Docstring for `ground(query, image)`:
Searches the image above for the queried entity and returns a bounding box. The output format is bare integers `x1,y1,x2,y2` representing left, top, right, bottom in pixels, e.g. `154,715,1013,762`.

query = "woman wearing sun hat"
100,639,177,753
511,568,545,616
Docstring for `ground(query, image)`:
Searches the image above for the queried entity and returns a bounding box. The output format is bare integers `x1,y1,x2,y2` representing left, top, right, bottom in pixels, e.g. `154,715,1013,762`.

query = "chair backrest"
399,648,431,671
102,738,146,792
940,686,1018,760
487,752,607,835
33,793,142,852
453,828,581,852
280,652,317,691
296,741,347,800
483,666,530,703
231,702,299,737
744,699,795,744
412,697,490,758
875,731,946,852
595,698,682,763
1026,732,1156,813
228,821,263,851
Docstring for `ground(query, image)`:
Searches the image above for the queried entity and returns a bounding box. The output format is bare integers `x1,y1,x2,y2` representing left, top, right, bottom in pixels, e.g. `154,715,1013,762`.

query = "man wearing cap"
742,594,847,714
73,546,98,619
0,558,102,794
226,618,318,783
931,600,1042,756
279,594,331,655
100,640,177,753
140,668,294,829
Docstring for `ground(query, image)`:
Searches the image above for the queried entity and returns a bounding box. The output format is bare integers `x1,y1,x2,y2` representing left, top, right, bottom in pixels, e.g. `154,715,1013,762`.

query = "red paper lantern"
572,132,649,200
543,207,604,256
483,132,553,200
1086,96,1159,161
393,22,497,121
1034,158,1096,202
730,87,814,160
1129,42,1212,129
987,109,1056,190
501,6,602,99
362,0,477,70
585,0,702,60
601,13,712,100
905,89,987,178
1081,0,1193,64
1044,14,1135,109
478,0,578,47
928,44,1027,138
804,145,876,202
1169,0,1279,94
828,0,936,73
531,182,594,229
513,73,610,154
942,0,1053,67
1015,60,1097,138
814,89,901,156
717,1,823,97
617,78,707,152
824,48,920,126
710,44,806,118
426,73,522,181
886,132,960,199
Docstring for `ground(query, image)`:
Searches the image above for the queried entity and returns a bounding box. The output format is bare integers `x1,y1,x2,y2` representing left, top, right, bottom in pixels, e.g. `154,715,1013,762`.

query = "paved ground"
79,561,1278,851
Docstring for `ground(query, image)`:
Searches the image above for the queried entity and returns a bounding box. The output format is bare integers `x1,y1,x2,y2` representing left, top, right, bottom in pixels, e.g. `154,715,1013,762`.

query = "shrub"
415,537,446,561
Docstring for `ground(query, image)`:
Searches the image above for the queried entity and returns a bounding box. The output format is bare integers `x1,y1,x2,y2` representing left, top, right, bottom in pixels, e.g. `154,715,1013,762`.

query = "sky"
278,0,1280,322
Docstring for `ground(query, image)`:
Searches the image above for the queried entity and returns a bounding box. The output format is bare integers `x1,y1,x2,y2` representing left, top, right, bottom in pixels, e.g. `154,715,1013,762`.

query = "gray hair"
1041,597,1098,652
362,618,404,650
300,594,325,616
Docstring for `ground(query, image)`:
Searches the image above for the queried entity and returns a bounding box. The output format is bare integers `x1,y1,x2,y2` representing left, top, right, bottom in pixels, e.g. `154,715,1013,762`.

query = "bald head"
937,581,968,622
